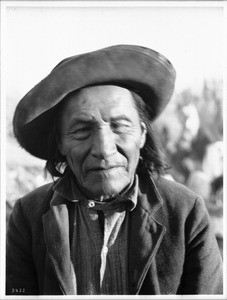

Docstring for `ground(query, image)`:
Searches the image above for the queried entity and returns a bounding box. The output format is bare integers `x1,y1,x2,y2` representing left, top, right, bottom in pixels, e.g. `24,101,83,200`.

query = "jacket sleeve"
178,197,223,294
6,199,39,295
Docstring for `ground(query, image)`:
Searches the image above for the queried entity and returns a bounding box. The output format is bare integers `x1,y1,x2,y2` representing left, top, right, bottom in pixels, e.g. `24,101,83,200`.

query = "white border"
222,1,227,298
1,0,225,8
0,1,7,298
1,1,226,299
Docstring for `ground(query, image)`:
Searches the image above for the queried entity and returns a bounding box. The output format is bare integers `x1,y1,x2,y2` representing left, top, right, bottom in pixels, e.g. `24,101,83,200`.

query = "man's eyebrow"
111,115,133,122
66,115,133,130
67,118,94,130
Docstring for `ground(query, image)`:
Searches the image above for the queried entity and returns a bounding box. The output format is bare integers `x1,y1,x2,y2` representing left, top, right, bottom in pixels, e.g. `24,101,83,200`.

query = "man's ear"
139,122,147,149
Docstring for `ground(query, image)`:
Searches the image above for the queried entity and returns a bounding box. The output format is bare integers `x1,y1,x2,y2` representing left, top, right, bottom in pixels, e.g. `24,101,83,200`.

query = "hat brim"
13,44,176,160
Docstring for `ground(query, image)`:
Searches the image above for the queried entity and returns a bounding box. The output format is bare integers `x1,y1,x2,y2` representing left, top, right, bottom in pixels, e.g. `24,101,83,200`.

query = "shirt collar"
52,169,138,211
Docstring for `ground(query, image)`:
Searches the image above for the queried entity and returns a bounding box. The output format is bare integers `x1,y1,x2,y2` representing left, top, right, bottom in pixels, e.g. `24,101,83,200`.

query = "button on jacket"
6,171,223,295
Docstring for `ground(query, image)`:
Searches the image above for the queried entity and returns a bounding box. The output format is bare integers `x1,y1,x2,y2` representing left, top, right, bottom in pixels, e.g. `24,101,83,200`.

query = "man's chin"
84,181,128,201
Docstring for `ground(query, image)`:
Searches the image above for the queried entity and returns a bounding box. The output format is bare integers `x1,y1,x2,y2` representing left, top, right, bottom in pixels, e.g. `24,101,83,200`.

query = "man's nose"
91,127,117,159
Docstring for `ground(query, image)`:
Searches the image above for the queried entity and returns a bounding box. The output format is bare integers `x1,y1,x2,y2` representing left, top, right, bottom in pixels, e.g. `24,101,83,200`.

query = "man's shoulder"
16,181,56,215
154,175,198,200
151,174,204,212
22,181,55,200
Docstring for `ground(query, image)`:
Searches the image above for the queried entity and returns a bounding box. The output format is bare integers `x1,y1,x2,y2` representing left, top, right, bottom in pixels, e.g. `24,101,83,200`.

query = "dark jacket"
6,173,223,295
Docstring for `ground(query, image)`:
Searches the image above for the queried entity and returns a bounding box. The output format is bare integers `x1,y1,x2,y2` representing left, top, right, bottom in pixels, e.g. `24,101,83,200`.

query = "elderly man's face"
59,85,146,200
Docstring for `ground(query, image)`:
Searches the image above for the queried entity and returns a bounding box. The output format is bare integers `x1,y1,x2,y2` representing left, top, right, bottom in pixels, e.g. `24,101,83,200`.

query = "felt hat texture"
13,44,176,159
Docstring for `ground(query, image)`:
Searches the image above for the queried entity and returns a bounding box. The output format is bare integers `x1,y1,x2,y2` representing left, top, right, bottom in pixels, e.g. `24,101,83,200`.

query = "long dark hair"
130,90,166,175
44,88,166,178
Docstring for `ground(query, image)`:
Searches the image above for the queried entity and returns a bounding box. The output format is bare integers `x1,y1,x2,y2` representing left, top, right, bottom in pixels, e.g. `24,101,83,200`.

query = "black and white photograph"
1,1,226,298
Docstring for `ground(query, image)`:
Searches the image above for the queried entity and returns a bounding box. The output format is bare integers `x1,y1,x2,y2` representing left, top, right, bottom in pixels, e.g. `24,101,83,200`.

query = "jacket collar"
42,171,166,295
52,168,138,211
42,198,77,295
128,172,166,294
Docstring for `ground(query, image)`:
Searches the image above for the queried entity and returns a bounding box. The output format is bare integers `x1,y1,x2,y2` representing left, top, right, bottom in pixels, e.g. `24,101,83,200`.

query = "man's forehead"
59,85,141,128
75,84,133,99
62,85,136,111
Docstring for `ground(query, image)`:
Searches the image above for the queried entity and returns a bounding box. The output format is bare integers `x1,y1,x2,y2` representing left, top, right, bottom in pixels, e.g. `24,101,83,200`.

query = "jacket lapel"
128,174,166,294
42,194,77,295
42,172,166,295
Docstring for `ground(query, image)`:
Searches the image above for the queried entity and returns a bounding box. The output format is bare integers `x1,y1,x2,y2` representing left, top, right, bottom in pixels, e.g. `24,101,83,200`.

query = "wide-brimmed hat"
13,44,176,160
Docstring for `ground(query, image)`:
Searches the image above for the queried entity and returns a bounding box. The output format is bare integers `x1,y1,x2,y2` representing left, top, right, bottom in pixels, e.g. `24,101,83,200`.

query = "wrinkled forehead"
58,84,141,119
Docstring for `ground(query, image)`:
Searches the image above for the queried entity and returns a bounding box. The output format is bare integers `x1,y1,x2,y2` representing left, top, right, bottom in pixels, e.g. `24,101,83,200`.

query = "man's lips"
87,165,124,172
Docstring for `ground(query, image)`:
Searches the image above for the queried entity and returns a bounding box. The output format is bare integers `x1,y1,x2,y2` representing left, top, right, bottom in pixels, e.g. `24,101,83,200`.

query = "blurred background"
3,3,224,256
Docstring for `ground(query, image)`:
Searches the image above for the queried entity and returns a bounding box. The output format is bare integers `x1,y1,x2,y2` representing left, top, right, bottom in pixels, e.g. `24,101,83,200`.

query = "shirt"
53,170,138,294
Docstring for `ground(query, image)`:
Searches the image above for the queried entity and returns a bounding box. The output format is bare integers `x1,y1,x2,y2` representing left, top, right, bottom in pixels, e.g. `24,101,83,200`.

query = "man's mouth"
86,163,126,174
88,166,122,172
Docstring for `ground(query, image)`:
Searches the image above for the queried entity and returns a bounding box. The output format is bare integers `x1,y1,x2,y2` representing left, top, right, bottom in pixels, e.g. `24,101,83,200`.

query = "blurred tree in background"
154,80,223,255
6,80,223,255
154,80,222,184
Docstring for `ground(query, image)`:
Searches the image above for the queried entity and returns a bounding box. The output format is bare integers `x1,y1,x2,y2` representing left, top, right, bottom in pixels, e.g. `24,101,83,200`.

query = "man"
7,45,223,295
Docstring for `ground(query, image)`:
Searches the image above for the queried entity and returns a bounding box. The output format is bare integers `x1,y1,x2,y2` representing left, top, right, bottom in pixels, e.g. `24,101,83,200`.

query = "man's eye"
73,127,92,139
111,122,129,132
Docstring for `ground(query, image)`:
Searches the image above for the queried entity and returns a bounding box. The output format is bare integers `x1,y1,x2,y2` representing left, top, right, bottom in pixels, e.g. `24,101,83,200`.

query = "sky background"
2,2,225,165
4,2,224,104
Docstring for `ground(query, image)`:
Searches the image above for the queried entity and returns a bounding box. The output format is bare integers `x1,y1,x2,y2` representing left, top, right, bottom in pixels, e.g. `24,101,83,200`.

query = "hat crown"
13,44,176,159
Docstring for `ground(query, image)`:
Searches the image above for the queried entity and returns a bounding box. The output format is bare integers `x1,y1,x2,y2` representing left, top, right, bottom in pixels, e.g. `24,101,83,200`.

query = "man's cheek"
66,153,79,170
67,151,85,174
